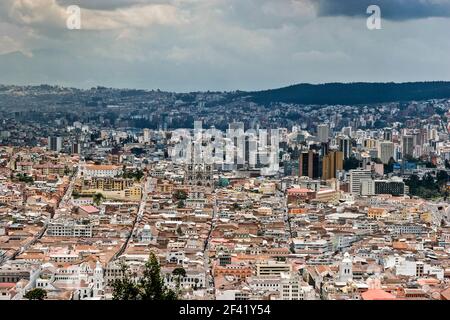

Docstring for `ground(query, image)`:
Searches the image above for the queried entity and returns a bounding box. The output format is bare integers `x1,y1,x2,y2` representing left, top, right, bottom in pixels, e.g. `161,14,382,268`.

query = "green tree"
16,173,34,184
24,288,47,300
112,263,140,300
174,190,187,200
343,156,360,171
139,252,177,300
93,193,105,206
172,267,187,292
112,253,177,300
437,170,449,187
177,200,185,209
384,157,397,174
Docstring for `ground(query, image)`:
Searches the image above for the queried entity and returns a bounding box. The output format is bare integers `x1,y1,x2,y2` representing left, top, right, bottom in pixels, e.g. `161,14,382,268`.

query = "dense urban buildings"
0,84,449,301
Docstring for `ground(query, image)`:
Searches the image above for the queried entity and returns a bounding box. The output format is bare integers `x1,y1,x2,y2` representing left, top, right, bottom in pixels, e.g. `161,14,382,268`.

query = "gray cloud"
55,0,164,10
1,0,450,91
317,0,450,21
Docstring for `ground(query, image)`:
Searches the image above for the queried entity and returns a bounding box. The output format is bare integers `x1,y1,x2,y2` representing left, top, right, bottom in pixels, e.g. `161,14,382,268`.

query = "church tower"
93,260,104,297
338,252,353,283
185,163,213,188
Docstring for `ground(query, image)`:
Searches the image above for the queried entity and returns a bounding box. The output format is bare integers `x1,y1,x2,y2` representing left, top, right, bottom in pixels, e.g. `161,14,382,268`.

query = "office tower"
317,124,329,143
143,128,151,143
71,142,81,154
342,127,352,137
402,135,414,158
229,121,245,131
299,150,320,179
349,169,372,195
320,142,329,157
383,128,393,141
413,128,427,147
322,150,344,180
360,179,375,196
364,138,377,149
48,136,62,152
374,179,405,196
378,141,394,164
337,135,352,159
228,121,245,168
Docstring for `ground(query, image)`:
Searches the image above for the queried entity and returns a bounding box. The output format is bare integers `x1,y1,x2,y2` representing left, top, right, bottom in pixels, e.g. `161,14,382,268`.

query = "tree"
385,157,397,174
139,252,177,300
112,253,177,300
343,157,360,171
93,193,105,206
174,190,187,201
24,288,47,300
112,263,140,300
437,170,449,187
172,267,187,292
16,173,33,184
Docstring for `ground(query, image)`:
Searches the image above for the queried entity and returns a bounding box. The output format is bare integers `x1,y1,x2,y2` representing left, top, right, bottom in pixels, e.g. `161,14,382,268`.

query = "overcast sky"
1,0,450,92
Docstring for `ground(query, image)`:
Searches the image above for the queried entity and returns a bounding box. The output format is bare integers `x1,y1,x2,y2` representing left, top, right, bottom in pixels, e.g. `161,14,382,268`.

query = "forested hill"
245,82,450,105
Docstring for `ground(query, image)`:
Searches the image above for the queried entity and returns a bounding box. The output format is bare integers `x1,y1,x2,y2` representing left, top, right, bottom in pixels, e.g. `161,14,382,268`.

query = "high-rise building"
383,128,393,141
71,142,81,155
402,135,414,158
322,150,343,180
228,122,245,169
337,135,352,159
317,124,329,143
342,127,352,137
299,150,320,179
349,169,372,195
374,179,405,196
143,128,151,143
361,178,405,196
378,141,395,164
48,136,62,152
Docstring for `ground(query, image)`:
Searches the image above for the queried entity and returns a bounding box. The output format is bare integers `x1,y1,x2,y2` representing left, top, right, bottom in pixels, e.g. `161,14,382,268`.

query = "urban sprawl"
0,84,450,301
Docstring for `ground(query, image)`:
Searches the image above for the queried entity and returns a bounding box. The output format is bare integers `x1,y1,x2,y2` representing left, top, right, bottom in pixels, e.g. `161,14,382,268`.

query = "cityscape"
0,83,450,301
0,0,450,306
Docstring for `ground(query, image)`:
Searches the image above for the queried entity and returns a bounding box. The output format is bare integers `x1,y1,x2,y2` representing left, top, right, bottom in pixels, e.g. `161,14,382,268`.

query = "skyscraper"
48,136,62,152
317,124,330,143
322,150,344,180
349,169,372,195
299,150,320,179
71,142,81,155
402,135,414,158
378,141,395,164
337,135,352,159
383,128,393,141
143,128,151,143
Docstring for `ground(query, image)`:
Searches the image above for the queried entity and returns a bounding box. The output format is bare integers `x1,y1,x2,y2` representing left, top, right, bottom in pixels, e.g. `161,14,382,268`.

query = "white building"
82,165,123,178
47,219,93,237
349,169,372,195
338,252,353,283
378,141,395,164
280,272,316,300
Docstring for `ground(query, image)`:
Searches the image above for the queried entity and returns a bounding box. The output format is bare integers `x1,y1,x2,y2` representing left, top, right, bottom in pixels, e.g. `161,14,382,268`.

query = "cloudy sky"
1,0,450,92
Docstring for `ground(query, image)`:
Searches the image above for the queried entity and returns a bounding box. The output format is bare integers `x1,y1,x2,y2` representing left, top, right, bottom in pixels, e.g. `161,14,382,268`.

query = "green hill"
245,82,450,105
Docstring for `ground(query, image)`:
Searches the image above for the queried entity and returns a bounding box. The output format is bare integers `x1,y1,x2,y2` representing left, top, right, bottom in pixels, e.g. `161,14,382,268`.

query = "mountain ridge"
244,81,450,106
